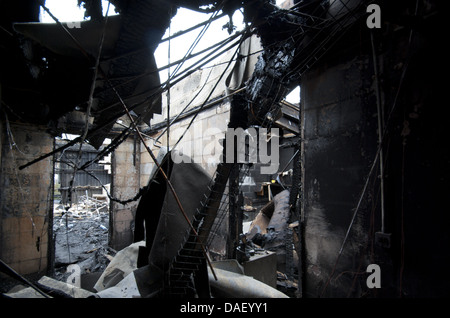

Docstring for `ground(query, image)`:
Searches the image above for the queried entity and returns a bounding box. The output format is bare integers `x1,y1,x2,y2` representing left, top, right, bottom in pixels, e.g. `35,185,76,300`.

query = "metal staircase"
164,160,235,296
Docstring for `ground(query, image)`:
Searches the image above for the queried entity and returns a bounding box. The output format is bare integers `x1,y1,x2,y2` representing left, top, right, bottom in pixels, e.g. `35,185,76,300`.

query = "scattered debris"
3,239,289,298
243,189,299,292
276,271,299,298
52,195,111,281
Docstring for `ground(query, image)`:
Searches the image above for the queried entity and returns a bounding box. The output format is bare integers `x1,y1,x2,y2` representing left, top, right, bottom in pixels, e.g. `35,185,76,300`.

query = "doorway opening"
51,134,113,282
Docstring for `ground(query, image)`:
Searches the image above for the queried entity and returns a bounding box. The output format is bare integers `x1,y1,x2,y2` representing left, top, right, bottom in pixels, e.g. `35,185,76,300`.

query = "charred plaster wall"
0,121,53,275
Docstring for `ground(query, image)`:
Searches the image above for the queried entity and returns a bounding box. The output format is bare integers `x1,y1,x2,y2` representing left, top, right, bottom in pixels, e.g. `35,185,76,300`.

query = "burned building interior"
0,0,448,301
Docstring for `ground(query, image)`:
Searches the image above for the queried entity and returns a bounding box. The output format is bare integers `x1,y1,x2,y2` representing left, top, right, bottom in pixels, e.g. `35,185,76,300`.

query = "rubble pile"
53,195,111,279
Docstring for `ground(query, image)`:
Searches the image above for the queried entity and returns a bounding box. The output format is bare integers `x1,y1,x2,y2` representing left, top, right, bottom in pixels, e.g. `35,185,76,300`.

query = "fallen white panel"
95,272,141,298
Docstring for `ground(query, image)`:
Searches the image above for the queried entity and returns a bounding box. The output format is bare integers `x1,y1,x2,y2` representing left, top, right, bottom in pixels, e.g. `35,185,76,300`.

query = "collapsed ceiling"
1,0,179,149
1,0,372,151
0,0,268,150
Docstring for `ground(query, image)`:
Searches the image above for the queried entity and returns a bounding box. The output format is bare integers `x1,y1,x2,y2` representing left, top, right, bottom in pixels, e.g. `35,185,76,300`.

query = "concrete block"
113,175,124,186
112,220,130,234
117,141,135,153
141,162,153,175
140,149,152,164
113,209,134,223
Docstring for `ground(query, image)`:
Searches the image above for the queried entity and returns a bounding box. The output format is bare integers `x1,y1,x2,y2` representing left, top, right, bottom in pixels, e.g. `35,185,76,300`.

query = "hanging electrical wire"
94,28,246,103
20,0,358,199
167,7,223,83
164,8,172,288
18,8,249,171
170,29,250,154
67,1,111,208
114,75,219,281
282,0,370,83
154,64,215,145
58,157,149,205
160,11,227,44
100,11,228,65
166,6,172,154
89,29,247,140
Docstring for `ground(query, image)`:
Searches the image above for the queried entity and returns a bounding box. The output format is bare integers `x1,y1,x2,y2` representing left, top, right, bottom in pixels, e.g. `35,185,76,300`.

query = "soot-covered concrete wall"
300,2,448,297
301,53,378,297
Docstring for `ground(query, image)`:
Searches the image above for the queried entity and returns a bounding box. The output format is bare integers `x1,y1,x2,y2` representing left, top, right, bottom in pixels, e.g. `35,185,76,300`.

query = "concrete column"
0,122,53,275
109,136,140,251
